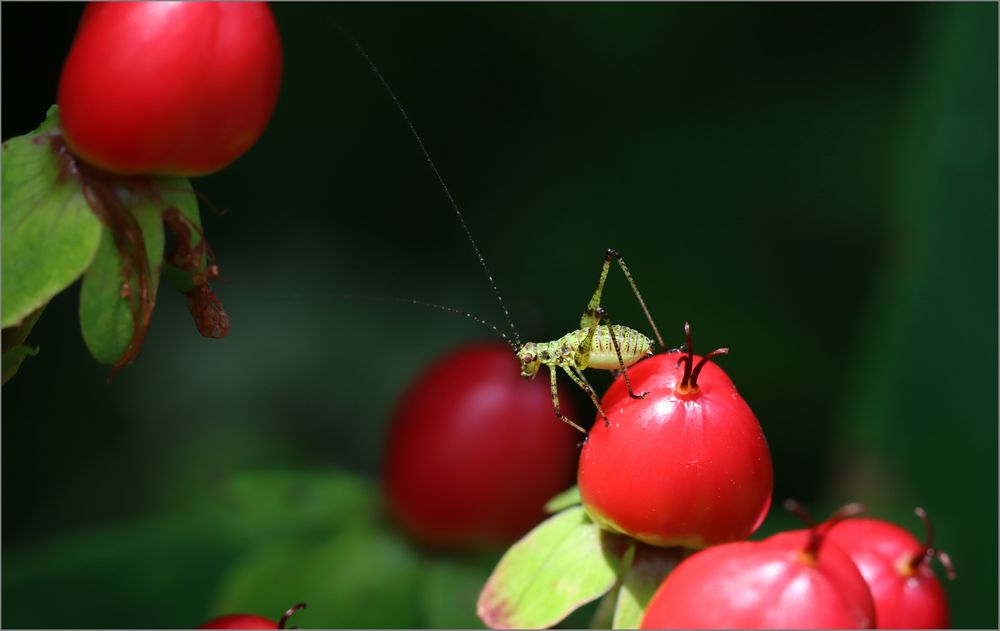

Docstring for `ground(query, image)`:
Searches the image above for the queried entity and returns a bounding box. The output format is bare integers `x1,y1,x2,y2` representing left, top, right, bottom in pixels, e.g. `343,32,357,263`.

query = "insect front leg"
561,364,611,428
549,367,587,434
596,306,648,400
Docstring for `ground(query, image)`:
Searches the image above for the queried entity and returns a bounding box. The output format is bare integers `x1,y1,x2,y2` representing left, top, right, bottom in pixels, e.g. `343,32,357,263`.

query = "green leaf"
612,545,683,629
421,557,493,628
79,192,165,365
477,506,632,629
36,104,61,133
1,303,46,384
212,526,423,628
545,485,582,513
1,108,102,327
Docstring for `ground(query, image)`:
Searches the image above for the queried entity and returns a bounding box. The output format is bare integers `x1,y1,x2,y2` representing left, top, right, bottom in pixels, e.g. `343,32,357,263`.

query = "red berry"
826,508,955,629
199,614,279,630
579,323,772,548
199,603,305,630
58,2,282,176
384,342,580,549
640,503,877,629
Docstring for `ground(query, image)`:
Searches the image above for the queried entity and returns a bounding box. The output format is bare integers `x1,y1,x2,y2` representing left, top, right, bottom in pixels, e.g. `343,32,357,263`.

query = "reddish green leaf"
79,191,164,366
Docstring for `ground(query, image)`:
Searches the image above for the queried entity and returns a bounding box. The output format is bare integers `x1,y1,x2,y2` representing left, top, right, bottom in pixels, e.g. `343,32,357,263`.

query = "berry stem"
678,322,694,388
909,507,957,579
278,603,307,630
676,322,729,394
690,348,729,385
785,499,865,560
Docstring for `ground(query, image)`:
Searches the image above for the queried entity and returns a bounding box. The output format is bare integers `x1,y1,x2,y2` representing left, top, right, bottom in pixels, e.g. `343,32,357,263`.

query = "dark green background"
2,3,996,628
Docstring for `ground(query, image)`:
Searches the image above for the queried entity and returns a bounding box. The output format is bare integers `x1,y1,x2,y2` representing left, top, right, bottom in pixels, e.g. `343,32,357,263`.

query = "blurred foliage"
2,468,494,628
2,3,996,628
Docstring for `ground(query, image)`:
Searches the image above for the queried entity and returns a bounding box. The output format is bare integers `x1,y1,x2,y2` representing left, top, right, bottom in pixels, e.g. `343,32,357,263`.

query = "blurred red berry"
199,603,305,630
827,508,954,629
58,2,282,176
384,342,580,549
199,614,280,630
579,323,772,548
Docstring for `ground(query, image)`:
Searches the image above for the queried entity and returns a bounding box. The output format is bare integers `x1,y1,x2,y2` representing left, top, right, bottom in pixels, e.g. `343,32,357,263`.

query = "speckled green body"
517,323,655,433
544,325,653,371
511,249,663,433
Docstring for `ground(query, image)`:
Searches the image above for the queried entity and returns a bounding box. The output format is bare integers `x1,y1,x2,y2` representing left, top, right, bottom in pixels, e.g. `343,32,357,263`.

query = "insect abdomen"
565,325,653,370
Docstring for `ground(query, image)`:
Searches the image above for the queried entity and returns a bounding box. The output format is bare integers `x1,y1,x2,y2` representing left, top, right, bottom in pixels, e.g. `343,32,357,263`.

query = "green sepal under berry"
79,188,165,366
2,106,227,376
544,485,582,514
611,544,685,629
1,107,102,329
477,506,632,629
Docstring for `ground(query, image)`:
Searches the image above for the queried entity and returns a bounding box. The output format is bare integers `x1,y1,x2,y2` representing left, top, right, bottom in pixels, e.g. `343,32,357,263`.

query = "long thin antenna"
331,19,522,350
341,294,518,352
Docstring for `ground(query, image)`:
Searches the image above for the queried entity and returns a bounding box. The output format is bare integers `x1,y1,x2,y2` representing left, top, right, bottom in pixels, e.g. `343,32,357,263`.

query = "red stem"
679,322,694,388
278,603,307,630
909,507,957,579
690,348,729,387
785,499,865,559
676,322,729,390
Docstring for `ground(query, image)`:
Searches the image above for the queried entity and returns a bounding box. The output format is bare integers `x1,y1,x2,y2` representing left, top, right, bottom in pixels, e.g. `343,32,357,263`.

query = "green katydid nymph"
337,22,669,433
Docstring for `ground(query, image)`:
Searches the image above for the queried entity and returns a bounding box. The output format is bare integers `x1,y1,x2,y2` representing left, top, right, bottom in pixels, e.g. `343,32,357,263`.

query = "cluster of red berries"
379,320,954,629
574,323,954,629
640,501,954,629
50,4,956,626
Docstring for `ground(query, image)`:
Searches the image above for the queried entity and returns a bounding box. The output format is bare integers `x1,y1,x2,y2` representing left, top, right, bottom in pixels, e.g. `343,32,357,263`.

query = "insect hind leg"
580,250,613,331
575,249,616,370
607,249,666,351
581,249,666,352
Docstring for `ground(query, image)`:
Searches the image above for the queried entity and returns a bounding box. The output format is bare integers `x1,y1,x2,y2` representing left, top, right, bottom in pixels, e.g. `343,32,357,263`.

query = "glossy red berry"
199,603,305,630
384,342,580,549
827,508,955,629
578,323,772,548
58,2,282,176
640,503,877,629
